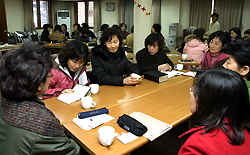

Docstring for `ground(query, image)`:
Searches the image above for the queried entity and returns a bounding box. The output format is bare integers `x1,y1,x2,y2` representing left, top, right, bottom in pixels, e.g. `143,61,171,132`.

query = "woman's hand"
123,77,141,85
158,63,172,71
61,89,75,94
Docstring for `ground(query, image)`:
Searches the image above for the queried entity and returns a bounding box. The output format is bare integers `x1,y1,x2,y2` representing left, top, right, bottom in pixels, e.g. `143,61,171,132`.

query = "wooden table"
44,75,193,154
167,47,200,66
62,77,193,155
44,75,192,124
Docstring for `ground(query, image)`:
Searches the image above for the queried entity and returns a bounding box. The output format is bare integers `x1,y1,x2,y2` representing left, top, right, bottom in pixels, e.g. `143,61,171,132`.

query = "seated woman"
82,23,96,38
223,40,250,96
183,28,209,70
49,25,66,43
41,24,51,43
91,28,140,86
0,44,80,154
61,24,70,38
200,31,231,69
230,27,241,41
178,69,250,154
71,23,82,39
136,33,174,74
119,23,130,39
42,40,89,99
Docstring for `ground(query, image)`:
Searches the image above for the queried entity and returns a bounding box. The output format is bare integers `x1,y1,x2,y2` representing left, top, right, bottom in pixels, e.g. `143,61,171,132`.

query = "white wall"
179,0,190,37
5,0,24,32
161,0,180,45
101,0,119,26
242,0,250,36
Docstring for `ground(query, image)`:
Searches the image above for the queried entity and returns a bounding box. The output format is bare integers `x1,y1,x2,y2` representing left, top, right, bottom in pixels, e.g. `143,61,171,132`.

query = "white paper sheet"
116,132,139,144
160,70,184,78
57,84,90,104
78,71,88,85
129,112,172,141
73,114,115,130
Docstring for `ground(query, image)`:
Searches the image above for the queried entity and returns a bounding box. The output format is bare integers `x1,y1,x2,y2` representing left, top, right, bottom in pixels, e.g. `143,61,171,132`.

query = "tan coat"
49,31,66,42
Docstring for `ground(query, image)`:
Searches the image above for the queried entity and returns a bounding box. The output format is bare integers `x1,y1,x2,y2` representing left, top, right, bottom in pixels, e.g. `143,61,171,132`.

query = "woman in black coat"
136,33,174,74
91,28,140,86
41,24,51,43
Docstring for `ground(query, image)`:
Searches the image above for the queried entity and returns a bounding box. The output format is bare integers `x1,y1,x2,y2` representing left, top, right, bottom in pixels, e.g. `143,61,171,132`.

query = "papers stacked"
73,114,115,130
129,112,172,141
161,70,196,78
167,54,180,57
57,84,90,104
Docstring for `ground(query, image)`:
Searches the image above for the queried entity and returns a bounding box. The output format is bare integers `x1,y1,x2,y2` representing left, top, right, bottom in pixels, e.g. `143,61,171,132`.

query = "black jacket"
91,45,140,86
136,48,174,74
41,30,51,43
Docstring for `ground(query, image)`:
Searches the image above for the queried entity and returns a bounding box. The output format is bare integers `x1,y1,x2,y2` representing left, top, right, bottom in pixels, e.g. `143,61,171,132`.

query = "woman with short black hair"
119,23,129,39
200,31,231,69
91,28,140,86
42,40,89,99
41,24,51,43
0,44,80,154
230,27,242,41
61,24,70,38
223,40,250,97
136,33,174,74
178,68,250,154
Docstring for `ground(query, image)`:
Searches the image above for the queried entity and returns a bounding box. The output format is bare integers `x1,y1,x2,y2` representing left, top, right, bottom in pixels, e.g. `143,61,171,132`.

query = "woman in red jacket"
178,68,250,155
42,40,90,99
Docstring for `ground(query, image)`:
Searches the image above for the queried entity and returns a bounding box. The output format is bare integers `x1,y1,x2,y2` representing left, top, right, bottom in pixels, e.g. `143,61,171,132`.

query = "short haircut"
193,28,206,42
145,33,164,51
81,23,90,30
100,24,109,31
0,44,53,101
58,40,89,68
61,24,67,30
73,23,81,31
43,24,51,30
111,24,120,31
190,68,250,145
119,23,127,30
131,25,134,33
230,27,242,39
208,31,231,48
152,24,162,33
211,13,219,19
54,25,62,32
244,29,250,35
185,26,197,36
223,40,250,80
100,28,123,48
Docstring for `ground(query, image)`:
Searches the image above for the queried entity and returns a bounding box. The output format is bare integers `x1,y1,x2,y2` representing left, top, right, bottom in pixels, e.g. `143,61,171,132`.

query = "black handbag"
117,114,148,136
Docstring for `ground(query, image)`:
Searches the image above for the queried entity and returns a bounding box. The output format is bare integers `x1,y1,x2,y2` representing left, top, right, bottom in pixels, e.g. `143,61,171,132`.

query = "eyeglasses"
47,71,53,78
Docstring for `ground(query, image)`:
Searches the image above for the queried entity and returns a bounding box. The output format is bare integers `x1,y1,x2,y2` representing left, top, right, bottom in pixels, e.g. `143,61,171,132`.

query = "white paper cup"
98,126,115,146
131,73,140,80
81,96,96,110
174,64,184,71
89,84,99,95
182,54,188,60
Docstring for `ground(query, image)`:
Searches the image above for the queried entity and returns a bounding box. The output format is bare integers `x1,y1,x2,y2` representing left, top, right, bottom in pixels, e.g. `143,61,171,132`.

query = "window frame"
33,0,52,29
76,0,94,29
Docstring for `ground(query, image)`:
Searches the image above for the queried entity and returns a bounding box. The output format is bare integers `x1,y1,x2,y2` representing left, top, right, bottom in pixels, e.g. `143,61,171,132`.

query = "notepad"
57,84,90,104
73,114,115,130
129,112,172,141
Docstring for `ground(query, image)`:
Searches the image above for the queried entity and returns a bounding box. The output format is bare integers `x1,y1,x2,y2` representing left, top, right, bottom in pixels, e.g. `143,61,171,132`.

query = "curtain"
94,0,101,33
51,1,75,34
215,0,244,31
152,0,161,24
118,0,125,24
124,0,134,33
23,0,35,31
189,0,212,31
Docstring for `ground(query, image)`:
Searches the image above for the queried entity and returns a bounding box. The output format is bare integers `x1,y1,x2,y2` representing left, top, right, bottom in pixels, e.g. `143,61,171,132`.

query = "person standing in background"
126,26,134,49
206,13,220,35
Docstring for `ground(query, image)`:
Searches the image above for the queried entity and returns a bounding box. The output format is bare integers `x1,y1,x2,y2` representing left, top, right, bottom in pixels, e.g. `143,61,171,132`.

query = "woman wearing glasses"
42,40,90,99
178,69,250,154
0,45,80,154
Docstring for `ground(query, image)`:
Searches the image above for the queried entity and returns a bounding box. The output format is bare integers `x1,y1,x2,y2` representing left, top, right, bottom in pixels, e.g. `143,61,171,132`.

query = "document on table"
161,70,196,78
57,84,90,104
129,112,172,141
73,114,115,130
